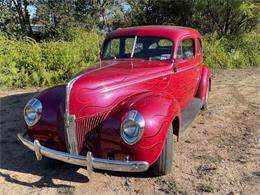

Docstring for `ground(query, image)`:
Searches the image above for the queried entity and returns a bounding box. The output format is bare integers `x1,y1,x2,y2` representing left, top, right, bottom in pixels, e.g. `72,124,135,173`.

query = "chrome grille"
75,113,107,153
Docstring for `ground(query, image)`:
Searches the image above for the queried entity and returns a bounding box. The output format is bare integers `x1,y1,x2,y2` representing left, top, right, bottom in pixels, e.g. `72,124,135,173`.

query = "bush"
204,32,260,68
0,29,103,88
0,31,259,88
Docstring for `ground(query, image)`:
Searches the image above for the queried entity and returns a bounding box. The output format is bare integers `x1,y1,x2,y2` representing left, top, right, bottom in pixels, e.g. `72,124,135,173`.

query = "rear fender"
196,64,211,101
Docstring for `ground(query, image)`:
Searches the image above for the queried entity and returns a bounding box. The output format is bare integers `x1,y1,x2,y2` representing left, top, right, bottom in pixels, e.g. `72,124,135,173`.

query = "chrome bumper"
17,133,149,173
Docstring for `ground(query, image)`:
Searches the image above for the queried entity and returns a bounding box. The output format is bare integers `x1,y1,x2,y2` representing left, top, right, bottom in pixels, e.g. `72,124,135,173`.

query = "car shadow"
0,92,89,189
0,91,156,189
94,168,156,178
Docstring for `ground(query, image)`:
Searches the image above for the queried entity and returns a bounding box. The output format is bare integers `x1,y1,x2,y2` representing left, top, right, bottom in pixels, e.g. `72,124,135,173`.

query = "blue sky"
28,5,36,17
28,2,130,18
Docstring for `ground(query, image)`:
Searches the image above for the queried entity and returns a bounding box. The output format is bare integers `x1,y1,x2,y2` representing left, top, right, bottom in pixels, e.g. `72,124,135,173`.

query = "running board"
180,98,204,132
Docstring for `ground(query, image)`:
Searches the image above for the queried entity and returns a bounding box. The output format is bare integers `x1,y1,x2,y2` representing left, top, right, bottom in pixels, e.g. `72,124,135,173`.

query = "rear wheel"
150,125,174,176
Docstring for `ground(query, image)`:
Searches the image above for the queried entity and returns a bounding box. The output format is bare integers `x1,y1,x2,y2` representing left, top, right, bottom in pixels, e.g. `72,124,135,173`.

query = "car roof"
106,25,201,41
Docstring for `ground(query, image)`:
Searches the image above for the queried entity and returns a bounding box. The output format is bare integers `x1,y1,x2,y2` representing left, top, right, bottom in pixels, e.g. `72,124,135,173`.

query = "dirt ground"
0,68,259,195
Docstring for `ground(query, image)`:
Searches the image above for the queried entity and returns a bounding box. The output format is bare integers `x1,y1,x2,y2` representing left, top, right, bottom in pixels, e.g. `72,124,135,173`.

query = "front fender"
128,93,181,164
93,92,181,165
26,85,67,151
128,93,180,138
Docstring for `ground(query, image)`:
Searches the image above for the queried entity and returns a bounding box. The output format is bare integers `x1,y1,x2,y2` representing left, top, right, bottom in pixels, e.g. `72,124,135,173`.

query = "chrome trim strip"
101,71,171,93
101,62,202,93
177,62,201,72
17,133,149,173
64,62,119,154
65,75,81,154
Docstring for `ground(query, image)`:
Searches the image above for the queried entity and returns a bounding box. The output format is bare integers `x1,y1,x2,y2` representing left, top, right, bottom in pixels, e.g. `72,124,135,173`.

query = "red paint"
26,26,211,165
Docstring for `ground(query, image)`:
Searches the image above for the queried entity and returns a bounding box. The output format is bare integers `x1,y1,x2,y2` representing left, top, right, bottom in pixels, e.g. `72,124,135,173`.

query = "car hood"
69,59,172,117
73,59,171,90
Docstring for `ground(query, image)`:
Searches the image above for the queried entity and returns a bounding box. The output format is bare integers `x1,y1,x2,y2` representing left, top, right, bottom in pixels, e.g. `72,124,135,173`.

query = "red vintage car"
18,26,211,176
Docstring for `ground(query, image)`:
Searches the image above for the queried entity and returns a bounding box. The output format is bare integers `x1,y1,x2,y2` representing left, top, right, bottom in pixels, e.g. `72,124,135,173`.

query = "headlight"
120,110,145,145
24,98,42,127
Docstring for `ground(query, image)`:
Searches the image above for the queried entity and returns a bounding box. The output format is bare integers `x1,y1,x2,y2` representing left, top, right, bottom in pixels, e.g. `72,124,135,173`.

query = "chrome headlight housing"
24,98,42,127
120,110,145,145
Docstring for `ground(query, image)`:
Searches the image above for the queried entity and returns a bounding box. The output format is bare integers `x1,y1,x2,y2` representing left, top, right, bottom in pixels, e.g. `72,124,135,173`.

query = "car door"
170,37,199,110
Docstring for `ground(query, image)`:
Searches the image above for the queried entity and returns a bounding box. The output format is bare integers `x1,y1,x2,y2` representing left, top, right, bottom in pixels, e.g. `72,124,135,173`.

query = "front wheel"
150,125,174,176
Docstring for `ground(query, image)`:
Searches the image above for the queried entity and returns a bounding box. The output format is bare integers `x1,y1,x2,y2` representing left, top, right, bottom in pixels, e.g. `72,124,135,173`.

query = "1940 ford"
18,26,211,176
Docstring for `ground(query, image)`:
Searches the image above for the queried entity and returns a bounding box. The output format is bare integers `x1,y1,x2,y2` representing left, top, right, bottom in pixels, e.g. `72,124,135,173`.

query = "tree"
0,1,13,33
34,0,126,39
125,0,195,26
1,0,259,39
125,0,259,37
11,0,33,36
0,0,32,36
75,0,126,31
194,0,259,37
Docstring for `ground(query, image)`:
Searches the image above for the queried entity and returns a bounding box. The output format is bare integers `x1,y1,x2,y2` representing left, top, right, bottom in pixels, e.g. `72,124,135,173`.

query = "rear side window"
197,38,203,54
177,39,195,60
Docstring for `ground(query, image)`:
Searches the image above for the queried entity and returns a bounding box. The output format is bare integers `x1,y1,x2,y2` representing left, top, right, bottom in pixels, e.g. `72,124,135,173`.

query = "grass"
196,183,215,193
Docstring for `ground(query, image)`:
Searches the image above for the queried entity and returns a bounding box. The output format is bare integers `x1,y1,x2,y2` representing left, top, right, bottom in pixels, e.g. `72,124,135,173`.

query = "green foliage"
127,0,259,38
0,30,259,88
195,0,259,37
0,29,103,88
204,32,260,68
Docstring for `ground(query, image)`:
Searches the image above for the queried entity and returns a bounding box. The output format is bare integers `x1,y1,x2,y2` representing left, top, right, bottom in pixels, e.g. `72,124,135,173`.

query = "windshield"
102,36,173,61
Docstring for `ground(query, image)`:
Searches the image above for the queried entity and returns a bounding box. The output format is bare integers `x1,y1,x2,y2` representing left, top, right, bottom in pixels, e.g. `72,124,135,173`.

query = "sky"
27,2,131,18
28,5,36,17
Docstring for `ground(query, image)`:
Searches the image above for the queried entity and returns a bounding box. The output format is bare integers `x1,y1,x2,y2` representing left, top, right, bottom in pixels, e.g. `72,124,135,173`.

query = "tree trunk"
12,0,32,37
12,0,26,33
23,0,33,37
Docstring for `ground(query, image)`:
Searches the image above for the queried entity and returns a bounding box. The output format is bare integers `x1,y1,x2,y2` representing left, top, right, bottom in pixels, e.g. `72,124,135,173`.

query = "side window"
197,38,203,54
158,39,172,47
148,39,172,49
148,42,158,49
104,39,120,58
125,38,135,54
177,39,195,60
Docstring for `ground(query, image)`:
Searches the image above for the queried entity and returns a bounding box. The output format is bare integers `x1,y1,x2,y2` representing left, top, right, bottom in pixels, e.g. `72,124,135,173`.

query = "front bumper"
17,133,149,173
